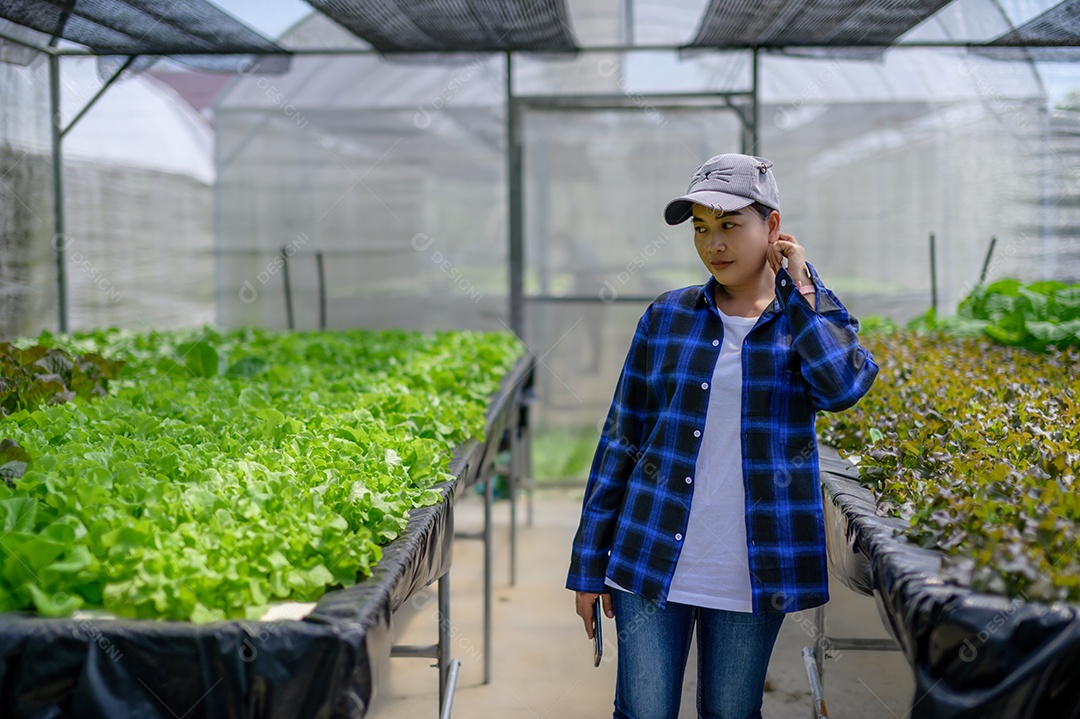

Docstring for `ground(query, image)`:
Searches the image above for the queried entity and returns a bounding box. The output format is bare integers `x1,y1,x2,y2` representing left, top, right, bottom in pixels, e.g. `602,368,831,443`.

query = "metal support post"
509,425,519,586
316,251,327,329
439,659,461,719
929,232,938,313
811,602,901,708
750,46,761,154
506,51,524,337
803,646,828,718
482,459,493,685
437,572,452,713
281,245,294,329
979,236,997,285
49,53,67,332
390,572,460,717
813,604,827,684
523,419,533,527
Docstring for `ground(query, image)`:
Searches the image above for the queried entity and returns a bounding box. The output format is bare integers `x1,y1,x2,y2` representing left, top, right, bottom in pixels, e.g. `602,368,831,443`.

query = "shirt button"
685,476,692,484
781,279,787,287
712,339,719,346
693,430,701,437
701,382,709,390
675,533,683,541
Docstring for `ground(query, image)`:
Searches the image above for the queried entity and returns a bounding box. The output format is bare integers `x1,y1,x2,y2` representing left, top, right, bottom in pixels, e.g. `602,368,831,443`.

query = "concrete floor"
366,488,915,719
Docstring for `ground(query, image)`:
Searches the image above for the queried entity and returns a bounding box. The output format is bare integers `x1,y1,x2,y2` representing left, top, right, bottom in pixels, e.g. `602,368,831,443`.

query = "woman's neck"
714,270,775,318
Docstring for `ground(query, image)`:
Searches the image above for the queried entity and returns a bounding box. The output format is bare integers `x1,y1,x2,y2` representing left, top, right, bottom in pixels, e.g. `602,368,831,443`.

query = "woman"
566,153,879,719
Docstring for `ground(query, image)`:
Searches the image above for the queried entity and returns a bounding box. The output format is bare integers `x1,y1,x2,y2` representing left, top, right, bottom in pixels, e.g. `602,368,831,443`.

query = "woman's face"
691,203,779,286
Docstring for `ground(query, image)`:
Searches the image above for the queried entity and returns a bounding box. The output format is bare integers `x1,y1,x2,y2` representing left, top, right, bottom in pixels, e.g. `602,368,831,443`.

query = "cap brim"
663,192,755,225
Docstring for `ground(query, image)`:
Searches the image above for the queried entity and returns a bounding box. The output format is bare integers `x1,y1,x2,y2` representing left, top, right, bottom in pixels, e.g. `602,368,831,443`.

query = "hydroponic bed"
0,327,533,719
817,330,1080,719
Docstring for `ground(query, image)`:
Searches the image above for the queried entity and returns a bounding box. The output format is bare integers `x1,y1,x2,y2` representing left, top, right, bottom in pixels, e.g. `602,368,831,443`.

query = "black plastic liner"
820,446,1080,719
0,353,535,719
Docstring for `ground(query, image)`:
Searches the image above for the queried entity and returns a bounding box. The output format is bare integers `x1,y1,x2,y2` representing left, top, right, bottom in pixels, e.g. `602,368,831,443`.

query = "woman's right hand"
575,591,614,639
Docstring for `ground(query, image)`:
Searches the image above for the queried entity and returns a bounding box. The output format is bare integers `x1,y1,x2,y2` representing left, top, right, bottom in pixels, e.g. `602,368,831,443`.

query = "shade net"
0,0,290,73
687,0,954,48
991,0,1080,45
303,0,578,53
973,0,1080,61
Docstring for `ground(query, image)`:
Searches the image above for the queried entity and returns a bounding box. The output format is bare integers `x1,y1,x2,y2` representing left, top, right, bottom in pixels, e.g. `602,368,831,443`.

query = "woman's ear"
768,210,781,240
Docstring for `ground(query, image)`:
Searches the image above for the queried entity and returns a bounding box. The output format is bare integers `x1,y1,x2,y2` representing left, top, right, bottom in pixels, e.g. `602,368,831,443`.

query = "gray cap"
664,153,780,225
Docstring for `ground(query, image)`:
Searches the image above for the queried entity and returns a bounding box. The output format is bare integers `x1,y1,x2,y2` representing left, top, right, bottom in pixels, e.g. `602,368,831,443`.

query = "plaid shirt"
567,264,878,613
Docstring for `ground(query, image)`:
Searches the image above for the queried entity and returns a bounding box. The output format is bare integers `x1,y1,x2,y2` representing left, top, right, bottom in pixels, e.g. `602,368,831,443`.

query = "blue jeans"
611,589,784,719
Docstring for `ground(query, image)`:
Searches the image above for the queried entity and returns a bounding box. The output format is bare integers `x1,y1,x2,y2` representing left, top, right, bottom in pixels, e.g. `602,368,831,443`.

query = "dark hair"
748,201,777,221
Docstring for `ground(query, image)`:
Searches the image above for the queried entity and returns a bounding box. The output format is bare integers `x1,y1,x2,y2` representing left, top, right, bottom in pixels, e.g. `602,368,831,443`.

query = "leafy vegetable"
906,278,1080,352
818,332,1080,603
0,342,123,416
0,327,523,622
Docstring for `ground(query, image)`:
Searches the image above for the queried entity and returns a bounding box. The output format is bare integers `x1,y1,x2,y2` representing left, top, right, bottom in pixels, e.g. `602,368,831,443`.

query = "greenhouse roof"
0,0,289,70
687,0,955,48
304,0,578,52
3,0,1080,64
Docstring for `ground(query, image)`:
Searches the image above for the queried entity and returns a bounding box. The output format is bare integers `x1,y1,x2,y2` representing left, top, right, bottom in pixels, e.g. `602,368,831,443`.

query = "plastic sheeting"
820,445,1080,719
0,352,534,719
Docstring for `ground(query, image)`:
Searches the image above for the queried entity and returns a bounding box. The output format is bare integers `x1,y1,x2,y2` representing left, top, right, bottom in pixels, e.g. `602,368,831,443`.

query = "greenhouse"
1,0,1079,718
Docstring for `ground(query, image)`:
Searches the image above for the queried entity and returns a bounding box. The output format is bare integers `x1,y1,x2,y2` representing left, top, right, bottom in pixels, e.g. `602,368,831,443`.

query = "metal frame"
389,357,532,713
42,45,138,332
0,24,1067,336
801,600,902,719
506,75,760,335
449,365,534,686
811,603,901,687
390,573,460,718
31,40,1080,56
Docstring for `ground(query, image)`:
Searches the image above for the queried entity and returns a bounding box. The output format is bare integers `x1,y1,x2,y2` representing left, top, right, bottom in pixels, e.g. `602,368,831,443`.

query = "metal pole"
0,28,56,54
509,426,519,587
524,405,533,527
507,51,525,336
802,646,829,718
813,605,826,686
437,572,451,715
281,245,294,330
483,458,494,685
750,47,760,154
438,659,461,719
49,54,67,333
213,93,225,327
60,56,137,139
316,251,327,329
979,236,997,285
36,39,1080,58
929,232,938,313
622,0,634,45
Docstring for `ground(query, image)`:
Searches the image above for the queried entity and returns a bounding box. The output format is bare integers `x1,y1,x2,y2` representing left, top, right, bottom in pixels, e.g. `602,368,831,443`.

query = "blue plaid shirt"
567,264,878,613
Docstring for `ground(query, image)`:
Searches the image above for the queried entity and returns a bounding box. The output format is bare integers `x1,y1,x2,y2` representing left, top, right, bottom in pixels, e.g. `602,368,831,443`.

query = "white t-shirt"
665,306,758,612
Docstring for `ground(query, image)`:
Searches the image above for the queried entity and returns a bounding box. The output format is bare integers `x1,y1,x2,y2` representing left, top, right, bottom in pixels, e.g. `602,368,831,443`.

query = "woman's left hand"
767,232,812,286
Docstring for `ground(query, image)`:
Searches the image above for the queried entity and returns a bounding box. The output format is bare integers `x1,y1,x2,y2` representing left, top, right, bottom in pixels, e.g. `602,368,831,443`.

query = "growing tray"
820,445,1080,719
0,353,535,719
